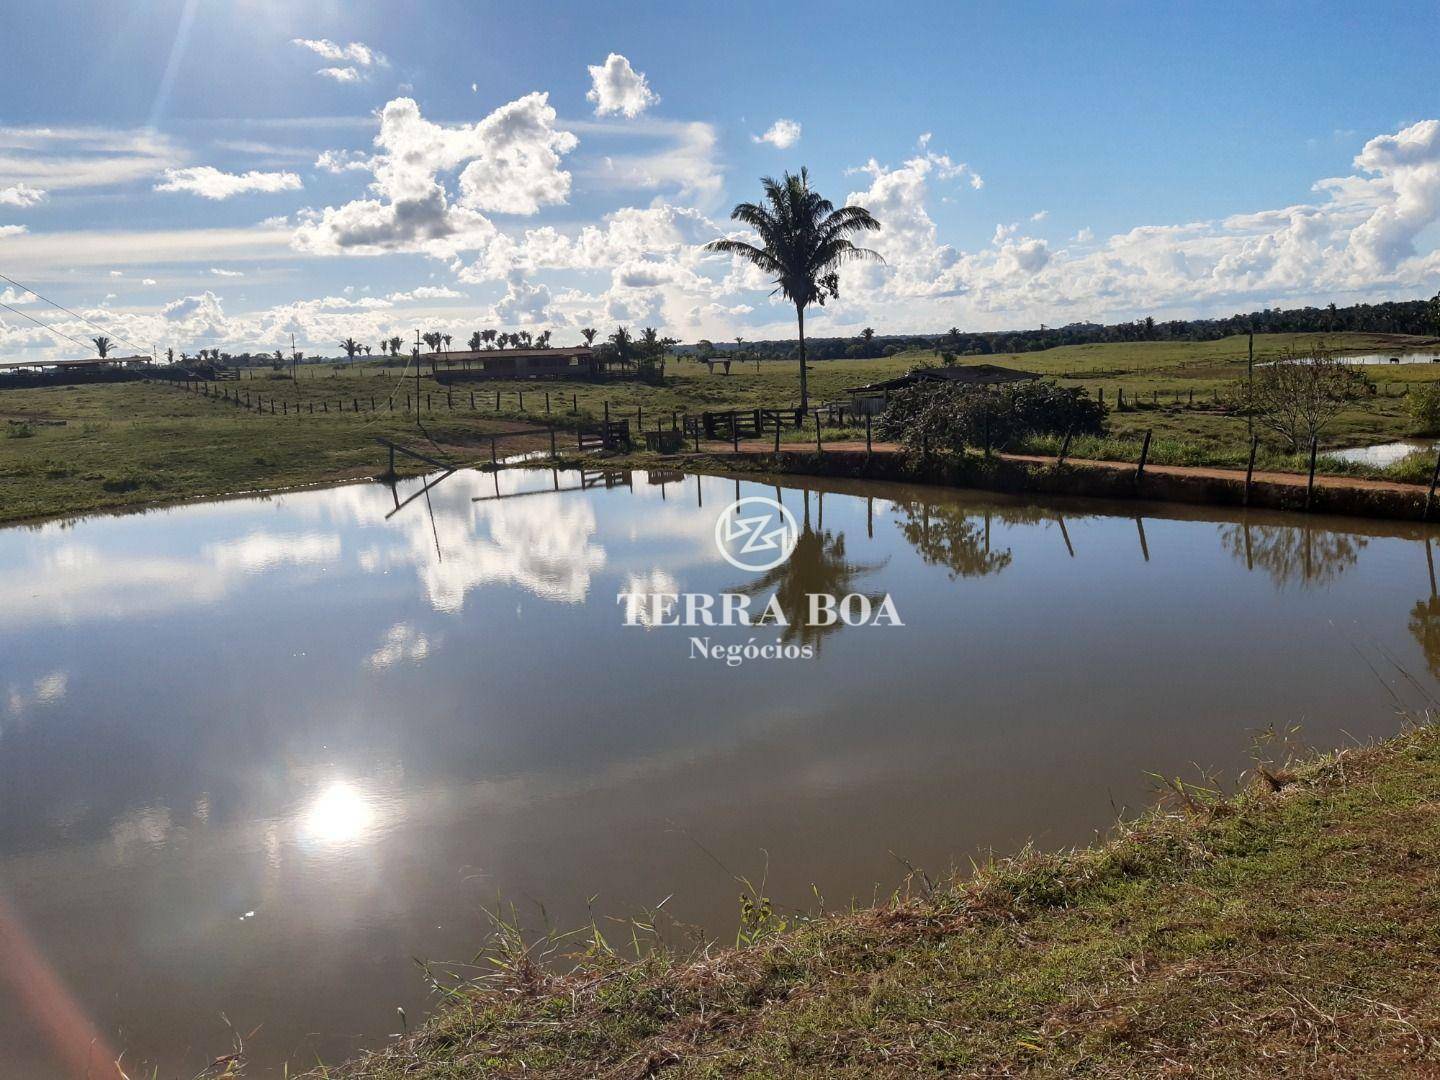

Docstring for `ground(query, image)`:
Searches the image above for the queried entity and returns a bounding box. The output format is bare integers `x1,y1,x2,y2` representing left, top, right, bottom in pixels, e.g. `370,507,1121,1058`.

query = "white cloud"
492,270,554,325
292,38,387,83
210,267,244,277
753,119,802,149
0,224,27,237
0,126,182,191
1030,209,1049,222
294,93,576,256
584,118,722,207
291,38,383,65
315,148,373,173
586,54,659,118
387,285,463,301
155,166,302,200
0,183,46,207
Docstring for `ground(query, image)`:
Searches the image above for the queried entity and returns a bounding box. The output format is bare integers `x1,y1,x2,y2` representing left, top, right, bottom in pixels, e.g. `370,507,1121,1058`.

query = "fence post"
638,404,643,430
1426,449,1440,520
774,415,782,454
470,391,475,409
519,390,524,411
545,392,551,414
572,392,578,414
865,412,873,454
1301,437,1320,511
1136,430,1152,482
550,426,557,460
491,436,497,465
814,410,822,455
1057,427,1072,465
1243,436,1259,506
731,410,739,452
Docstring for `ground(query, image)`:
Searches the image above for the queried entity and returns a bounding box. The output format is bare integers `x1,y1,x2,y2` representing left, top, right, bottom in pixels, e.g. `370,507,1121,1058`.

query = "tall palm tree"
481,329,497,349
580,327,598,346
706,168,881,409
468,330,483,352
93,335,113,359
441,333,452,354
388,335,403,358
338,338,361,362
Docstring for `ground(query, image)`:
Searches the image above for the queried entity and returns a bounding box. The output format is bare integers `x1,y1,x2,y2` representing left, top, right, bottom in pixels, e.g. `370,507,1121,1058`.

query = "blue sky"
2,0,1439,358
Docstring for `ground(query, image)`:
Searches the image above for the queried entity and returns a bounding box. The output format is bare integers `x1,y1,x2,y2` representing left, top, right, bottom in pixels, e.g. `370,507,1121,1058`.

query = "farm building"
0,355,152,385
428,347,599,382
843,363,1039,415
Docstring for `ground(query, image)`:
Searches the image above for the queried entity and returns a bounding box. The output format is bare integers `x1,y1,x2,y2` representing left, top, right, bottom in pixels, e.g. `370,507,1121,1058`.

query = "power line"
0,299,96,352
0,271,150,354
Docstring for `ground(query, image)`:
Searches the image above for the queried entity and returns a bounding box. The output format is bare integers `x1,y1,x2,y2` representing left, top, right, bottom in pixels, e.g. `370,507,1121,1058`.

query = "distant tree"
165,347,174,364
580,327,598,346
860,327,875,344
706,168,882,409
517,330,533,348
536,329,552,348
441,333,451,353
468,331,482,351
339,338,362,362
422,331,441,353
387,335,403,358
1430,291,1440,337
93,335,113,359
481,329,497,349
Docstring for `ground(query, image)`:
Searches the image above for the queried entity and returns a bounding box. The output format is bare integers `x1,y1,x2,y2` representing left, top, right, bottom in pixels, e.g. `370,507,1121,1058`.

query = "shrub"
1407,383,1440,435
876,379,1106,456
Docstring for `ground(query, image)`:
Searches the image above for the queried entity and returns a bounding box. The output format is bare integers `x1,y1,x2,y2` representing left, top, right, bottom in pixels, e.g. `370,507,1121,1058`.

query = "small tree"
93,335,113,358
1228,341,1370,451
338,338,362,363
1408,382,1440,435
580,327,598,347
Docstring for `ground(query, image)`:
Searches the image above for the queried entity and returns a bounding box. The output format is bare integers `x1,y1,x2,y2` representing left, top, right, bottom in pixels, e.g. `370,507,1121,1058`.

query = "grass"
3,331,1440,524
310,718,1440,1078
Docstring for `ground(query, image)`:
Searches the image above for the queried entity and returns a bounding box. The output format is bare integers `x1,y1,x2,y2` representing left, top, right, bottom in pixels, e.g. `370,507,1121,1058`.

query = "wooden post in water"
1305,437,1319,512
1136,429,1152,482
1425,449,1440,520
490,436,497,465
1244,435,1259,506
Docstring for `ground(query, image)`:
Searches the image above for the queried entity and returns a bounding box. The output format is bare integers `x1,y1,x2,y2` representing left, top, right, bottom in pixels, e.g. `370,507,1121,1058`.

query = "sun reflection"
300,781,376,847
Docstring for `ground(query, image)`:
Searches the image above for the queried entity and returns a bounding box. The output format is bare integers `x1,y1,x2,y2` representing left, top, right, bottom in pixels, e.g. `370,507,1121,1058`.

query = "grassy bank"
320,721,1440,1078
3,332,1440,524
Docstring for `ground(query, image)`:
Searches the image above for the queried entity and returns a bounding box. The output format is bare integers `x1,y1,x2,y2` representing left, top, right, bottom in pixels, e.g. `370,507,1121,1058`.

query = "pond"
4,468,1440,1077
1327,439,1437,467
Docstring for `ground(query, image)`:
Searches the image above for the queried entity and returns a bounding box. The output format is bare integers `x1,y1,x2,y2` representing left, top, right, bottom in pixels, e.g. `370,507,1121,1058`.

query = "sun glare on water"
299,781,377,847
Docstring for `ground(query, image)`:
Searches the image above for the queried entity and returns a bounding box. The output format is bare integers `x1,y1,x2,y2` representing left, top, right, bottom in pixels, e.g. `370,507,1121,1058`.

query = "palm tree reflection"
735,490,885,649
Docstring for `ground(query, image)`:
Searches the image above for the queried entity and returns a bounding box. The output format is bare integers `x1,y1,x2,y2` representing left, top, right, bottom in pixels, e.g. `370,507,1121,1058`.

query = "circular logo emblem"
715,496,800,572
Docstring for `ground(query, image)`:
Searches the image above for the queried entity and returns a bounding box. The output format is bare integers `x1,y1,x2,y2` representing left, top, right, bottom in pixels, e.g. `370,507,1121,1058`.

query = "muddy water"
3,468,1439,1077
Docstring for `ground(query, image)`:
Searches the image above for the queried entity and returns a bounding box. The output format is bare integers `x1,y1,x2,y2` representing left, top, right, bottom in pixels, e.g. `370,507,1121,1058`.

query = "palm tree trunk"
796,303,808,412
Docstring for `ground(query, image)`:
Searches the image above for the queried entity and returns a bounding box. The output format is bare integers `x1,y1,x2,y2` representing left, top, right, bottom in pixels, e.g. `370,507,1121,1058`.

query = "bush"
876,379,1107,456
1408,383,1440,435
